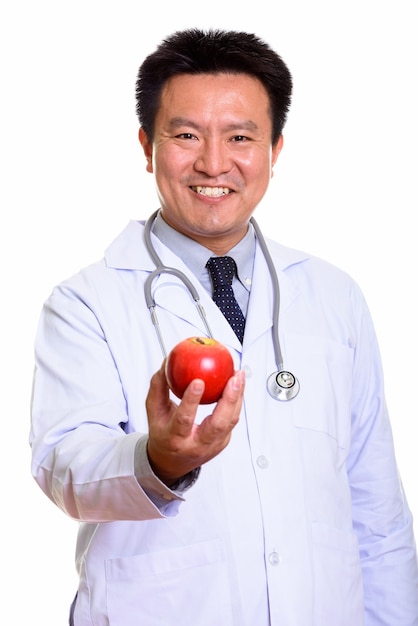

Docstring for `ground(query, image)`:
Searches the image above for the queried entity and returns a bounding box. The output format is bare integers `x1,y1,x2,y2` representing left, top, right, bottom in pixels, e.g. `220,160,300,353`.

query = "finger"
221,370,246,403
212,370,245,419
171,379,205,436
197,371,245,443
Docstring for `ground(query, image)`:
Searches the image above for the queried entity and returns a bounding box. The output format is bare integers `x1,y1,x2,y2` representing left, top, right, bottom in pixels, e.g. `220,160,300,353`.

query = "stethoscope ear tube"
144,213,214,356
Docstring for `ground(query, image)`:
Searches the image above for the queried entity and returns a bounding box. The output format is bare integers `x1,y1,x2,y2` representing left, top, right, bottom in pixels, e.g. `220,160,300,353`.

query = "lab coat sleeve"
347,284,418,624
30,281,185,522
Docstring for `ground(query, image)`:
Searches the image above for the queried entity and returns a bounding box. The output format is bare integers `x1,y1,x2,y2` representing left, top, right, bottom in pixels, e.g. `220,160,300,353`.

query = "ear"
138,127,154,173
271,134,284,177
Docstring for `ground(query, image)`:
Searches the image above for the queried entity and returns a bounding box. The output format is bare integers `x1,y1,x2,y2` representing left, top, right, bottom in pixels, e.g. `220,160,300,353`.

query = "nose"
194,139,232,176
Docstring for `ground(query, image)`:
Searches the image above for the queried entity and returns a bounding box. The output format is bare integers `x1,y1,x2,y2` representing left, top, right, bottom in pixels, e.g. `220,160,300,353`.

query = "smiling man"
139,72,282,255
30,29,418,625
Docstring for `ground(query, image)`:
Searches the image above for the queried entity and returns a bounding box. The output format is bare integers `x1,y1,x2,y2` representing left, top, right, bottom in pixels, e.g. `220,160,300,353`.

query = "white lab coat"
30,219,418,625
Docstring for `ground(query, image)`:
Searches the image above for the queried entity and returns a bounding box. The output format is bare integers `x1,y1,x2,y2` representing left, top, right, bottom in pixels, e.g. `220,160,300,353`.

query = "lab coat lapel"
243,239,302,348
151,270,211,334
105,221,211,337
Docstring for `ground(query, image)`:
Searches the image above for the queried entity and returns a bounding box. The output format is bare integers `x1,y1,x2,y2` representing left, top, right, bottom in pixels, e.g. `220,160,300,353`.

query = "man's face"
139,72,283,254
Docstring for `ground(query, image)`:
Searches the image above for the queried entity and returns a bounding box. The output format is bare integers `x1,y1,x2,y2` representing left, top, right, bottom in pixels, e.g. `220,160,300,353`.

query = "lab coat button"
242,365,252,378
268,551,281,566
256,455,269,469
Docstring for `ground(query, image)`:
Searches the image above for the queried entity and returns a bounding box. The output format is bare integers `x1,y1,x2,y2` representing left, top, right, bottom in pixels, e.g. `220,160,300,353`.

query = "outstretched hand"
145,362,245,486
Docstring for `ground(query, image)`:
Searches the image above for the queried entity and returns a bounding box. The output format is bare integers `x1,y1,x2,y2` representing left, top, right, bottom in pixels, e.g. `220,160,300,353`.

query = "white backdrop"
1,1,417,623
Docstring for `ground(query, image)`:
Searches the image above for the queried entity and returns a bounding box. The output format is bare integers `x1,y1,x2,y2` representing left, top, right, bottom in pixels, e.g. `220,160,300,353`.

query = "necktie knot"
206,256,236,288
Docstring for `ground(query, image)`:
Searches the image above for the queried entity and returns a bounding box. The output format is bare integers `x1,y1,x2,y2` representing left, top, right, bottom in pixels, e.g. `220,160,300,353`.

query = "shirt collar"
151,211,255,292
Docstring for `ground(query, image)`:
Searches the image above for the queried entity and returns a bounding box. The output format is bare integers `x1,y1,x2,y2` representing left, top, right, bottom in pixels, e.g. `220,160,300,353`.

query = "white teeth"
193,186,231,197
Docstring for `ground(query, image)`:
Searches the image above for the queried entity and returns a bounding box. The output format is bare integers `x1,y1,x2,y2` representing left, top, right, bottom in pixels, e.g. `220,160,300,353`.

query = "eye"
230,135,250,142
175,133,198,140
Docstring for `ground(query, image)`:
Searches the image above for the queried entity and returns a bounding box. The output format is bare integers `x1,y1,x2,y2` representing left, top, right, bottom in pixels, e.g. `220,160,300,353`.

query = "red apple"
165,336,235,404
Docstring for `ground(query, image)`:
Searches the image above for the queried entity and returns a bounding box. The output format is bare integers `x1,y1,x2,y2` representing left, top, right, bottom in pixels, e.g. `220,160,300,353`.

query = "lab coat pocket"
105,538,233,626
289,334,354,448
311,522,364,625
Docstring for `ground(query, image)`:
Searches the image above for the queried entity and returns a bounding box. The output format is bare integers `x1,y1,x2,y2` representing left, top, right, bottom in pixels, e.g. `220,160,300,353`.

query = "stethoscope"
143,210,300,401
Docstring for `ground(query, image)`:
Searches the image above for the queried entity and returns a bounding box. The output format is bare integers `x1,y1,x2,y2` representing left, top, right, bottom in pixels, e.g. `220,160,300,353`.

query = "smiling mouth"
190,186,232,197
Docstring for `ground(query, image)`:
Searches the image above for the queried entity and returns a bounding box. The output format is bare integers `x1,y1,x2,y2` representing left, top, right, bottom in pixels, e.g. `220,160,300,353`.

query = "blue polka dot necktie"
206,256,246,343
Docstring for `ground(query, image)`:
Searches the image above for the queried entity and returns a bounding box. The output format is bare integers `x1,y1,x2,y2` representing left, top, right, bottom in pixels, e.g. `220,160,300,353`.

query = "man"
30,28,418,625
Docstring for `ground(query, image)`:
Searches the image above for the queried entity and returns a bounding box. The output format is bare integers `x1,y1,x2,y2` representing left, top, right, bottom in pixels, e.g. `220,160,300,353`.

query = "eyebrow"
167,117,259,133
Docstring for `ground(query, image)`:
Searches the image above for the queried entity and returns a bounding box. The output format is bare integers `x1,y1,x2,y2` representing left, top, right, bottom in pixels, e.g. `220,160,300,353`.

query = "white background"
1,1,417,623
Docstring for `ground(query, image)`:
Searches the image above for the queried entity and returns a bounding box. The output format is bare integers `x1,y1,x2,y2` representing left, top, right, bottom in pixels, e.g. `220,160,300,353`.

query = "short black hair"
135,28,292,144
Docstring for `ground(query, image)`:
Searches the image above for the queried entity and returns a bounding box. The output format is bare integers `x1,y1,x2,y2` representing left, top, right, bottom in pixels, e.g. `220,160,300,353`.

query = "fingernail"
231,371,245,390
191,379,205,394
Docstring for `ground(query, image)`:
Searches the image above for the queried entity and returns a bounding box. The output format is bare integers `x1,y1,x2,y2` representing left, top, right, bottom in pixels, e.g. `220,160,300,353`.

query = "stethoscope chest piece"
267,370,300,401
